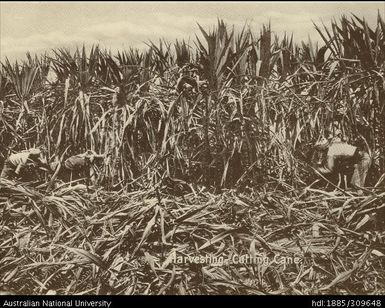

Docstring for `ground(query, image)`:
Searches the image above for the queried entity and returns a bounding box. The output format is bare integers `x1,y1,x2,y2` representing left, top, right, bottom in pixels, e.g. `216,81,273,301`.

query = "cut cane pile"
1,179,384,295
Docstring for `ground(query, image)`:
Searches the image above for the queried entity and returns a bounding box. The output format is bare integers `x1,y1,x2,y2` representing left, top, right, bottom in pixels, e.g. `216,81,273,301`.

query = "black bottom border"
0,295,384,308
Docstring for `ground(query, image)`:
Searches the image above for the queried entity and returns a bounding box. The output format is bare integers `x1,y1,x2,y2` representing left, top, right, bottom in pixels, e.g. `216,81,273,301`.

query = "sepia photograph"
0,1,384,297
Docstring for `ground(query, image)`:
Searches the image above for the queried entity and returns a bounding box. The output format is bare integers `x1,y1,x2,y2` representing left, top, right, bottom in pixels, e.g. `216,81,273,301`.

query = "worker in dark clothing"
176,76,199,93
175,63,208,94
50,150,105,185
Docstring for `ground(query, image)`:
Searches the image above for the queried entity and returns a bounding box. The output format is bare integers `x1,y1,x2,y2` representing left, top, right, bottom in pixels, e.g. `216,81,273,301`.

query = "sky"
1,1,384,61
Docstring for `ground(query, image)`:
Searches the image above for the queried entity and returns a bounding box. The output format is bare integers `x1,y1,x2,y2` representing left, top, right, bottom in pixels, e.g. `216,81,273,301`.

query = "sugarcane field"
0,2,385,296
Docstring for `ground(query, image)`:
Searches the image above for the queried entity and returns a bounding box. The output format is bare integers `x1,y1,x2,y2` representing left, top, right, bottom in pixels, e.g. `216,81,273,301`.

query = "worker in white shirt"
312,139,371,189
0,147,49,181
